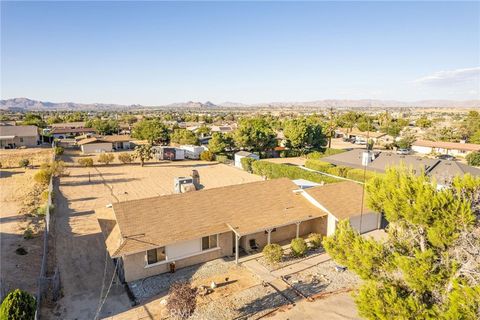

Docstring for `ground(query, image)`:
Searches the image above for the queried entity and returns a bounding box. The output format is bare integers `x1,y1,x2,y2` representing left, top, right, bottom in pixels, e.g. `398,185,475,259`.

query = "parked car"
437,154,456,161
396,148,411,155
355,140,367,145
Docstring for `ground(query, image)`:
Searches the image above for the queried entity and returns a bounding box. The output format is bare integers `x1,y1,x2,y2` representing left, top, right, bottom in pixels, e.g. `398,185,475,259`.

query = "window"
20,138,24,143
202,235,218,251
146,247,166,265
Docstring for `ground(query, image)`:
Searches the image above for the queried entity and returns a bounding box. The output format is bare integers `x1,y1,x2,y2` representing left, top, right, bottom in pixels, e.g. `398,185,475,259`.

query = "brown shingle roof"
77,137,107,145
107,178,326,257
102,135,132,143
306,181,373,220
51,127,96,134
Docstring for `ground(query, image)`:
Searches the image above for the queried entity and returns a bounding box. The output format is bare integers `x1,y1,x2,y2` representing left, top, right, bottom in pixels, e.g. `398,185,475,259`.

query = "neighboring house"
50,127,97,139
50,122,86,129
411,140,480,157
235,151,260,169
322,149,480,187
0,125,39,148
100,178,379,282
77,135,134,154
336,128,387,143
103,135,134,151
78,137,113,154
210,125,234,134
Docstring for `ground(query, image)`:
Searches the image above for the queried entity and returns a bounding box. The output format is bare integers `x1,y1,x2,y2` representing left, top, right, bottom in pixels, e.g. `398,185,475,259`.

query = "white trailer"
180,145,206,160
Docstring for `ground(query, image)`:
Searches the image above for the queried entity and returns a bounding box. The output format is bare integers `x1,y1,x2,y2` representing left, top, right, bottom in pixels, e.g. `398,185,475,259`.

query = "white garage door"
349,213,380,234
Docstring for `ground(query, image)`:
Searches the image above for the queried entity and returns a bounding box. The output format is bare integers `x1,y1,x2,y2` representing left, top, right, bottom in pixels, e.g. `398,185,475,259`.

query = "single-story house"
235,151,260,169
0,125,39,148
103,135,133,151
335,128,388,143
321,149,480,187
78,137,113,154
77,135,134,154
98,178,379,282
411,140,480,157
50,127,97,139
50,122,86,129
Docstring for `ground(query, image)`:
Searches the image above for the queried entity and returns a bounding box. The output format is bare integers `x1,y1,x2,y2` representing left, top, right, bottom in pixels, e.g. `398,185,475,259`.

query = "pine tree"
323,168,480,319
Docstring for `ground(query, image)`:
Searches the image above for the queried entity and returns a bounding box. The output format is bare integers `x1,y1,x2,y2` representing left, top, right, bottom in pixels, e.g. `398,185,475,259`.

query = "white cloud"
413,67,480,86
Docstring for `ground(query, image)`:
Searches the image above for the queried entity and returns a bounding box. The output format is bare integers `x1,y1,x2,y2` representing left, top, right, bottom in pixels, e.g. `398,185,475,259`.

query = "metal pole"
296,222,301,238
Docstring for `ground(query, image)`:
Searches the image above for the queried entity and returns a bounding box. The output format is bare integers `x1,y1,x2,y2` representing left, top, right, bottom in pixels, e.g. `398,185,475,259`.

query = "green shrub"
98,153,115,165
306,148,345,159
291,238,308,257
241,157,257,172
466,151,480,167
18,159,30,168
0,289,37,320
215,154,229,163
305,159,334,172
263,244,283,265
346,168,379,182
327,166,352,178
23,228,34,240
54,146,64,156
37,204,54,217
78,157,94,167
200,150,215,161
251,161,339,184
307,233,322,249
323,148,346,157
118,153,134,164
33,169,51,186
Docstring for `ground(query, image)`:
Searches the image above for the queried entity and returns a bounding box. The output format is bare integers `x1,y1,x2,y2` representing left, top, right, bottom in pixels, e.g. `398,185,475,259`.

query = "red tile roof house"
98,179,380,282
412,140,480,157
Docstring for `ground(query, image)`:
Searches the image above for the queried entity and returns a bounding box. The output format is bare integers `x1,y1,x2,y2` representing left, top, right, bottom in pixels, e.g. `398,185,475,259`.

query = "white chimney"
362,151,373,166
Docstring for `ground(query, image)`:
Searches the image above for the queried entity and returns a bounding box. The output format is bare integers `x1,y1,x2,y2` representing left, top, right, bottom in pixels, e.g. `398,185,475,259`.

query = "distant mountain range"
1,97,478,111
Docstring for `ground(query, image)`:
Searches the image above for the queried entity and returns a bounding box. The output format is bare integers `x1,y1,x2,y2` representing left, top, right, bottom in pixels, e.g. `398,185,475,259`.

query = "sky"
1,1,479,105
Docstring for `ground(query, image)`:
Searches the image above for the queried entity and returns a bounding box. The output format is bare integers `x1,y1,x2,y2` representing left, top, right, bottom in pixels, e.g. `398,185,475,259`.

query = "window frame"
146,247,166,265
202,234,219,251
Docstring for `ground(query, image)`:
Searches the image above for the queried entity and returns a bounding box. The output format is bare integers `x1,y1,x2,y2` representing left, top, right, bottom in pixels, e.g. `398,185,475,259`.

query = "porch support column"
235,234,240,264
266,228,273,245
295,221,301,238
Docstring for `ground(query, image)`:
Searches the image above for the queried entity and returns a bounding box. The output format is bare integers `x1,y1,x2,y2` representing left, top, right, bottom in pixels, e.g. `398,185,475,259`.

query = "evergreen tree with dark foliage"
323,168,480,319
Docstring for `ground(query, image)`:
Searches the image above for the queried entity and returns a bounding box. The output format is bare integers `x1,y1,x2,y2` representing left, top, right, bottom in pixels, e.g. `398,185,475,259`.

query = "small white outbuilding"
234,151,260,169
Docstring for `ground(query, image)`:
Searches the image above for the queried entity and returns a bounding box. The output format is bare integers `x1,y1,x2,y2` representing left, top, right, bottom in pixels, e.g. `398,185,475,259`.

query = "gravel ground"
283,260,359,297
129,258,236,301
194,284,288,320
258,246,325,272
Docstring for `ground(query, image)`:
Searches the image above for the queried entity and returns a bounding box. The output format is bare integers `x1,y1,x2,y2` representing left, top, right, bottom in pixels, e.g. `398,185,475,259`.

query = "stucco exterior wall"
81,143,113,154
350,212,381,234
0,135,38,148
122,231,232,282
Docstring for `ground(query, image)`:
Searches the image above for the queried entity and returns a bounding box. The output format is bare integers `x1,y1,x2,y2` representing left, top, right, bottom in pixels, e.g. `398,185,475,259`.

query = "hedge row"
305,148,346,160
304,159,380,182
252,161,340,184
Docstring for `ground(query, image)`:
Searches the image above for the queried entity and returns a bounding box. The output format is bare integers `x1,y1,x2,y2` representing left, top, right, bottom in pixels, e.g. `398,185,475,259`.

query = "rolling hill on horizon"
1,97,479,111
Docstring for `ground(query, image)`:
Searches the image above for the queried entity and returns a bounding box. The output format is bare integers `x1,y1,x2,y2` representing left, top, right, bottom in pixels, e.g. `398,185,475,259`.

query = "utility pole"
328,107,335,149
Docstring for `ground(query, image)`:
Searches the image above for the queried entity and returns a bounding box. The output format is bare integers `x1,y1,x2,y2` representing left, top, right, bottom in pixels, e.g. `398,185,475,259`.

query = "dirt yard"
0,147,53,168
0,167,46,298
42,154,262,319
